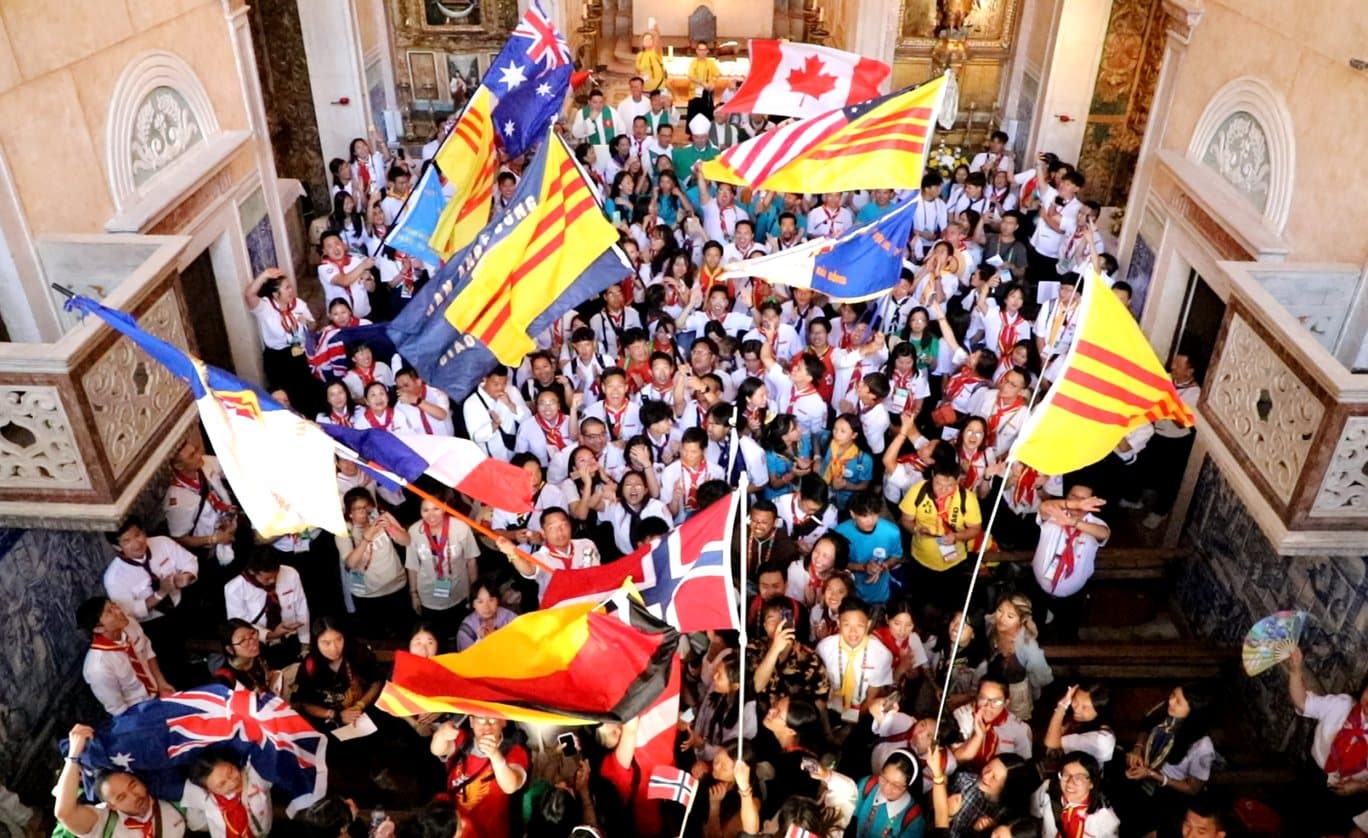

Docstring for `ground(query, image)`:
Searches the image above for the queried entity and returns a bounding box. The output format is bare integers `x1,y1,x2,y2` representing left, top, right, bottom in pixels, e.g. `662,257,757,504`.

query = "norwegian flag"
784,825,817,838
540,491,741,633
73,685,328,816
647,765,699,807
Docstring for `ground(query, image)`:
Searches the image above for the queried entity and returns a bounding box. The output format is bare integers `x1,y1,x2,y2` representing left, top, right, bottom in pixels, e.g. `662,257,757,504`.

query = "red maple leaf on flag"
786,55,838,104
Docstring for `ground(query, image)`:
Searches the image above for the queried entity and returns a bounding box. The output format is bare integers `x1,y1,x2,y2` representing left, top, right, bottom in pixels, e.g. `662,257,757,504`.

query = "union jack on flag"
72,685,329,817
511,1,573,69
646,765,698,807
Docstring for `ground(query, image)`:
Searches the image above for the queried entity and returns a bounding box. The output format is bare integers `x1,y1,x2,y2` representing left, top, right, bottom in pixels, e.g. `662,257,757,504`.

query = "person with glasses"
850,751,927,838
211,618,272,693
1030,752,1119,838
953,680,1033,771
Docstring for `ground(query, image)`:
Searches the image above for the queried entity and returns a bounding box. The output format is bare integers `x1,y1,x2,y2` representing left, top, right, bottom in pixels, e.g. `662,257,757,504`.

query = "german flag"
1013,270,1195,475
429,86,498,260
700,74,947,193
375,598,677,725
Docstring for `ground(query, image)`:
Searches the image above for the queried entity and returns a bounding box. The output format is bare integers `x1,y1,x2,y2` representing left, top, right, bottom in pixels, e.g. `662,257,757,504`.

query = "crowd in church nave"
55,74,1368,838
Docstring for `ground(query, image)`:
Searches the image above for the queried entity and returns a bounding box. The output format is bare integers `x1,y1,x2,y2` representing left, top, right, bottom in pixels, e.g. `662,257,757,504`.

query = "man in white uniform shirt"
970,131,1015,178
615,76,653,132
462,365,529,460
224,552,311,667
103,516,199,686
911,174,949,262
1028,170,1084,285
1033,488,1110,605
395,367,455,435
806,193,853,238
699,171,749,246
497,507,600,604
78,597,171,716
56,726,188,838
163,437,237,570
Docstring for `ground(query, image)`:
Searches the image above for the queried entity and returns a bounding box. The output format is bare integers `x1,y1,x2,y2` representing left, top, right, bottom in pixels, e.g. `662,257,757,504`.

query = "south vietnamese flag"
720,40,890,119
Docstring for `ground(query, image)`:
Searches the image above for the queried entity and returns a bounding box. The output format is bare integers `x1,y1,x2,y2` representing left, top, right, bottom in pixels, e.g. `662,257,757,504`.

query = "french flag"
319,423,534,513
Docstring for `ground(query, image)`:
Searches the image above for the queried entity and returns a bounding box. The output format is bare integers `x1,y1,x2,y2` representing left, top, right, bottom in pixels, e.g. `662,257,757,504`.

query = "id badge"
348,570,367,595
938,541,959,561
893,387,910,406
432,578,453,599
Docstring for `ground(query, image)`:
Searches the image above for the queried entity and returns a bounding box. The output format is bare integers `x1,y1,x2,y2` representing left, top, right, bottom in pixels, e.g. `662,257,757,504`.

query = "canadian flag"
720,40,890,119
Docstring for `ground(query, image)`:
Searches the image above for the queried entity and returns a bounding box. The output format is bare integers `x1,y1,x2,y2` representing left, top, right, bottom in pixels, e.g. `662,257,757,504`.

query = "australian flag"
70,685,327,816
540,492,741,632
488,1,573,158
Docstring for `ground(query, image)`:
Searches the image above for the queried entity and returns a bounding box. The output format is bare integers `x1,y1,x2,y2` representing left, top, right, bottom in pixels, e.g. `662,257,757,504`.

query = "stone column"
847,0,900,70
1114,0,1205,282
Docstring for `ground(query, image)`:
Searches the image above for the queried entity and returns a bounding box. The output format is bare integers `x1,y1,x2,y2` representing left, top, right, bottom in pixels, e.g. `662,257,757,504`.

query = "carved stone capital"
1161,0,1205,43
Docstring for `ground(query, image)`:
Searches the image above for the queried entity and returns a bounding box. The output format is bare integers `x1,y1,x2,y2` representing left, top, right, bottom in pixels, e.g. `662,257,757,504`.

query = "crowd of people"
53,44,1366,838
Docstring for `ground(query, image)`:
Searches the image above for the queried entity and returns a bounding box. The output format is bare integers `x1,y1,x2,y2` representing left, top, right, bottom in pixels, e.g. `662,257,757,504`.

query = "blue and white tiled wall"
1177,456,1368,752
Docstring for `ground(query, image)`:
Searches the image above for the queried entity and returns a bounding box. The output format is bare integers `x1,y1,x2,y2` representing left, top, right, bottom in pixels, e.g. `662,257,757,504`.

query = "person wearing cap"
673,114,720,189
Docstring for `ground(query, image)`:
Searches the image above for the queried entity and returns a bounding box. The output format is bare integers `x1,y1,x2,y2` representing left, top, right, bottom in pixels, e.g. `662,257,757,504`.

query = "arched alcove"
1187,76,1295,235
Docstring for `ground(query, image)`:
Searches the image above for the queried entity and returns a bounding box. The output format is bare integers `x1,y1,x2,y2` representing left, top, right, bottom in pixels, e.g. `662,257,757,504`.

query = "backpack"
914,482,967,528
859,776,923,832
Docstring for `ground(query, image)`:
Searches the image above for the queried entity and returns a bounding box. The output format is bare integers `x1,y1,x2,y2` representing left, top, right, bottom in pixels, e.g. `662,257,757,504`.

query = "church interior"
0,0,1364,834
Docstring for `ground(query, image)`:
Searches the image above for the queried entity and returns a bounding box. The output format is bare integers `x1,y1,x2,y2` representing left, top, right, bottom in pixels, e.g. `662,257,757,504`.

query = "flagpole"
927,343,1056,740
735,474,749,759
676,781,699,838
330,445,554,572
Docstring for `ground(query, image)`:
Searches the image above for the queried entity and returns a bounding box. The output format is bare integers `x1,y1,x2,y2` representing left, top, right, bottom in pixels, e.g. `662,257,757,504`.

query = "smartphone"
557,732,579,757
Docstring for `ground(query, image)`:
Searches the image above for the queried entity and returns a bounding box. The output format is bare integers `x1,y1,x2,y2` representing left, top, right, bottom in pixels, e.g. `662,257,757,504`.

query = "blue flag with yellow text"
717,197,919,302
388,129,631,402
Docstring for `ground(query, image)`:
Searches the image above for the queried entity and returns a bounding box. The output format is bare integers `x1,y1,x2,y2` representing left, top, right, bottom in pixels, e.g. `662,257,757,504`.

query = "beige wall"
1159,0,1368,263
356,0,384,56
1022,0,1059,75
0,0,248,236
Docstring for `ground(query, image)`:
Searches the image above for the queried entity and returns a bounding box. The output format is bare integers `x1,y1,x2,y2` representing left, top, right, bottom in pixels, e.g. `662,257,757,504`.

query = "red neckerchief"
544,542,576,569
242,571,282,629
959,446,985,490
213,793,252,838
986,395,1026,449
328,409,351,426
699,264,730,297
354,363,377,387
1052,526,1082,593
268,297,299,335
1326,704,1368,777
625,359,651,392
363,408,393,429
933,490,957,534
324,258,353,303
170,470,233,514
976,708,1009,768
414,385,433,433
823,206,841,234
91,633,157,693
1013,466,1041,508
603,400,628,440
123,807,159,838
785,384,817,414
356,159,372,191
943,367,983,402
423,517,450,579
897,449,930,469
537,412,567,452
397,254,416,295
838,327,855,350
997,310,1023,362
681,460,707,510
1060,798,1089,838
790,495,811,528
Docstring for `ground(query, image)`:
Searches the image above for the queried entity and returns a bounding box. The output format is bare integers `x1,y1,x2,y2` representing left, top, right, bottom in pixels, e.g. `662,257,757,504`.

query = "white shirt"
615,95,653,133
1155,381,1200,438
103,537,199,622
774,492,838,552
765,363,827,437
1033,512,1109,599
520,538,602,598
954,702,1033,760
1030,781,1121,838
163,457,236,567
969,389,1029,459
707,436,767,488
1029,196,1082,258
805,205,853,238
83,621,158,716
182,765,272,838
658,459,725,515
405,517,480,610
248,298,312,351
399,385,454,436
604,499,672,555
317,255,373,319
970,151,1015,177
1060,729,1118,766
75,802,187,838
859,402,891,455
491,482,568,534
583,399,643,445
547,445,627,485
1300,692,1368,780
702,201,749,245
515,413,575,467
815,635,895,713
1160,736,1215,782
350,404,418,434
590,308,642,359
341,362,395,402
911,198,948,260
463,386,530,459
224,565,311,644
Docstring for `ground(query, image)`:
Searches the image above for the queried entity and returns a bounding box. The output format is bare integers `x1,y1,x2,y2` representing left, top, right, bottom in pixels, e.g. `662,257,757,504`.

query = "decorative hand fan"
1242,610,1307,676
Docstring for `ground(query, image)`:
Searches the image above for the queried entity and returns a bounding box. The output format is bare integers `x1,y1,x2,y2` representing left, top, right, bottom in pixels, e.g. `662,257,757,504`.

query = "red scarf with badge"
91,633,157,693
214,793,252,838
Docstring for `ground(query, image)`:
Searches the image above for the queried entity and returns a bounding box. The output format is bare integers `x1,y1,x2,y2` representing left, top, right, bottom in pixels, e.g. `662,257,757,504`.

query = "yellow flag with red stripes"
1012,270,1196,475
429,86,498,259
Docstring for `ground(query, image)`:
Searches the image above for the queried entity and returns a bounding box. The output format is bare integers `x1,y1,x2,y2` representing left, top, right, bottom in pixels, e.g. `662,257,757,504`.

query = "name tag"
432,578,453,599
938,541,958,561
347,570,367,595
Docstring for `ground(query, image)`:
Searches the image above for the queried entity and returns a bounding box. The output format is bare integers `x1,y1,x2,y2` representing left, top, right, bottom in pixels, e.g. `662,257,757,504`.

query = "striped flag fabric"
700,74,948,193
430,86,498,260
1012,269,1196,475
646,765,698,807
784,825,817,838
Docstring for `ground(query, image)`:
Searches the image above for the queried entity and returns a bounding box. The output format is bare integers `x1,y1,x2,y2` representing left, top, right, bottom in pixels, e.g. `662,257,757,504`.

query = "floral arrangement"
931,142,971,177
